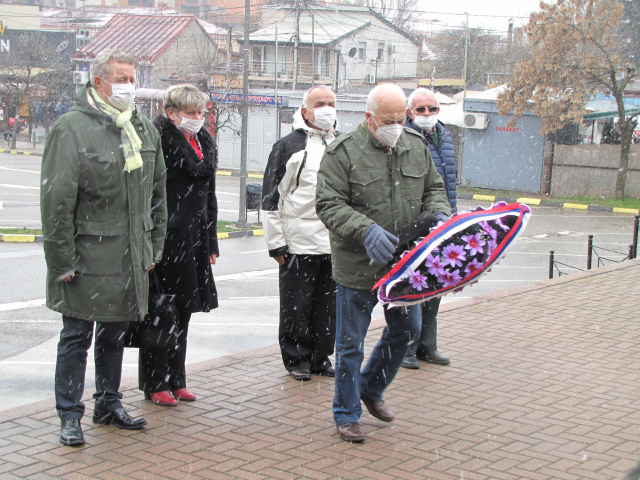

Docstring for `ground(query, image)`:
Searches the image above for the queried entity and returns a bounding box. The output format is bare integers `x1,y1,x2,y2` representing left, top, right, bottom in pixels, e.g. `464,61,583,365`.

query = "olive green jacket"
41,84,167,322
315,122,451,290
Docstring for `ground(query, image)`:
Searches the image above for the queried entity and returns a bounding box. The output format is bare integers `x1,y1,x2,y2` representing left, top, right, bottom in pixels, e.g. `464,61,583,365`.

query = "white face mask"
177,114,204,135
414,114,438,131
311,106,336,131
102,80,136,111
372,116,404,148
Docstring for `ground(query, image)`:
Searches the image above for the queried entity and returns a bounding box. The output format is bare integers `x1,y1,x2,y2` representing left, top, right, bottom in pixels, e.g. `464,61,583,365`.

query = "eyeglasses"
413,106,439,114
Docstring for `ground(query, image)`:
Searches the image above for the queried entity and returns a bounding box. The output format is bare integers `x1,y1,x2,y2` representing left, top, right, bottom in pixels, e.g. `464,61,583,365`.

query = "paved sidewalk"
1,260,639,479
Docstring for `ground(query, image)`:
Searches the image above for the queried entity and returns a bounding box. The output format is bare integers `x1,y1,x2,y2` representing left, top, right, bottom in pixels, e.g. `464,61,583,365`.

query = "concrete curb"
457,193,640,215
216,170,264,179
0,149,42,156
0,230,263,242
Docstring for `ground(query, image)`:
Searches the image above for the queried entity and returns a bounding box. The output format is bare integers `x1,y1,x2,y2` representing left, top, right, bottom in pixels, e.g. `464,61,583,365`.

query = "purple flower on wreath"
464,259,483,276
437,269,462,287
425,254,446,276
441,244,467,268
487,239,498,254
461,232,486,256
480,221,498,240
494,217,510,232
407,269,429,291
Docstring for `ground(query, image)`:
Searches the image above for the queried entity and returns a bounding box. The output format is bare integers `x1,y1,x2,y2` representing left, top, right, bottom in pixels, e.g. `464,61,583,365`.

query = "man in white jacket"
261,86,337,381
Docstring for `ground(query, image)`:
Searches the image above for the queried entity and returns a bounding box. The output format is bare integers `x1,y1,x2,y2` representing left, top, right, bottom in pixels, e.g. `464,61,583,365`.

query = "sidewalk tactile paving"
2,261,640,478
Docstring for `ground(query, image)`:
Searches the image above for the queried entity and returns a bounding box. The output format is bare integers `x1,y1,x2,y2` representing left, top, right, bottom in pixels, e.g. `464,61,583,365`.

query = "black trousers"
138,311,192,393
279,254,336,372
407,297,441,355
55,315,128,420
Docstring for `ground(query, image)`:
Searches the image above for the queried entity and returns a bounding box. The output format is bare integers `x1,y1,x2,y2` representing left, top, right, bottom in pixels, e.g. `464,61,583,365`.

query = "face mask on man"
372,116,404,148
414,114,438,131
102,80,136,111
177,114,205,135
311,106,336,131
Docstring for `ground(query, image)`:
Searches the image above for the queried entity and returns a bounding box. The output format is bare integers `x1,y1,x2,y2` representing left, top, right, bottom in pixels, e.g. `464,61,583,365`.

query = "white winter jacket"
261,108,336,256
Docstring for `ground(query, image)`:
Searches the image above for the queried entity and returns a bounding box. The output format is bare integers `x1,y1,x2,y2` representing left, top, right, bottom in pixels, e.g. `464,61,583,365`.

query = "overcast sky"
412,0,543,33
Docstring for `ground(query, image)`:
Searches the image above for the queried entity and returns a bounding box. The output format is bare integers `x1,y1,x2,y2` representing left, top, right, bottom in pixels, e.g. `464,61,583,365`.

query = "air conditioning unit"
464,112,488,129
387,44,396,55
365,73,376,84
73,71,89,85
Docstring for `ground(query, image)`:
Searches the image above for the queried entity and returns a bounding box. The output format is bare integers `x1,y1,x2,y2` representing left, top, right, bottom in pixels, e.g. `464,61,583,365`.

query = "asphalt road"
0,152,636,411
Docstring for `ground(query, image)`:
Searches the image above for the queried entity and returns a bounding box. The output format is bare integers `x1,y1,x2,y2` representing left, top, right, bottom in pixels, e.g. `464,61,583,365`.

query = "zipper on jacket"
387,147,398,233
291,151,308,194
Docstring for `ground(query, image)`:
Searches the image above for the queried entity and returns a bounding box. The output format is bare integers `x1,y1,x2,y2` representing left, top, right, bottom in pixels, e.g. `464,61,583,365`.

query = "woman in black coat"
139,84,219,406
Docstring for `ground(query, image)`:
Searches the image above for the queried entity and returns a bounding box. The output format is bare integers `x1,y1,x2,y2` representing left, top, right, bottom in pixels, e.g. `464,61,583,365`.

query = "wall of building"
461,99,545,193
550,144,640,198
0,5,40,31
150,21,218,88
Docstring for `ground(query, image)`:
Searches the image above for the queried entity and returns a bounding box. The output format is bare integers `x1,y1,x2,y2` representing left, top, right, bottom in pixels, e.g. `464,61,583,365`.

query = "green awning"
583,106,640,120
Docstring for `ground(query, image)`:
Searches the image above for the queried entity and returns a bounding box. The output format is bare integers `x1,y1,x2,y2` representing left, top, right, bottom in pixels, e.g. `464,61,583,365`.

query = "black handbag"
124,269,179,349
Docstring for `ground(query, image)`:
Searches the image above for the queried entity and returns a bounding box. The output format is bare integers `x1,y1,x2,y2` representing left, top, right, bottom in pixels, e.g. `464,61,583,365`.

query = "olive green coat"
41,84,168,322
315,122,451,290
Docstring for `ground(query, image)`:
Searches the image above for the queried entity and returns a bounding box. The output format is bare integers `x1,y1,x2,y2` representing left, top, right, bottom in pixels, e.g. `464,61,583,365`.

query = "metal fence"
549,214,639,279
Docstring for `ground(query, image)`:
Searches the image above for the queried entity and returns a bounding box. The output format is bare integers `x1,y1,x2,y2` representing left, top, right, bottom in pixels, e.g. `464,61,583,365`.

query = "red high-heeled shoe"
144,391,177,406
171,388,196,401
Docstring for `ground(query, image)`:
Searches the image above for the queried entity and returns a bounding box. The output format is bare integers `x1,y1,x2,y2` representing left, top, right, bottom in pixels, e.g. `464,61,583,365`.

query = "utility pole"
275,23,280,139
225,26,232,90
463,12,468,98
293,0,300,90
237,0,250,227
311,14,315,87
507,18,514,76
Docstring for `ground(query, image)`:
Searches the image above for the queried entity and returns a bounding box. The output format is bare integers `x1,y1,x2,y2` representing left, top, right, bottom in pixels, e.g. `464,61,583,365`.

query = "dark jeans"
138,312,192,393
333,285,421,425
279,254,336,372
55,315,128,420
406,297,441,355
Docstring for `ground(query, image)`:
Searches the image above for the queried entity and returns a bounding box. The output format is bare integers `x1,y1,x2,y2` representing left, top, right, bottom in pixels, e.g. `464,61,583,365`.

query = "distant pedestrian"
261,85,338,381
401,87,457,370
138,84,219,406
41,49,167,446
316,83,451,443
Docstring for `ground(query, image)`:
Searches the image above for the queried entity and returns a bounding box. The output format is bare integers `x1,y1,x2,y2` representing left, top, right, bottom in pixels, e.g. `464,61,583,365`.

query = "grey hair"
163,84,207,114
302,85,334,108
407,88,439,109
90,49,137,85
366,83,406,113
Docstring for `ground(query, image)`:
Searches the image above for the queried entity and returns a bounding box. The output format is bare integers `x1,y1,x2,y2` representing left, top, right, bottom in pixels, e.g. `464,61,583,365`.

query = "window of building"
358,42,366,61
377,42,384,61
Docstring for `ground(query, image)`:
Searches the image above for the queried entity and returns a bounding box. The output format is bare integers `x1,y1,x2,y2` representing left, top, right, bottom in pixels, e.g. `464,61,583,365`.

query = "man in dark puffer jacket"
402,87,458,369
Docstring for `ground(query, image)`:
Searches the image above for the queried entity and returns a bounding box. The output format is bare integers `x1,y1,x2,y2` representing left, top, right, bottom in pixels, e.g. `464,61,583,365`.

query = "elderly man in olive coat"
41,49,167,446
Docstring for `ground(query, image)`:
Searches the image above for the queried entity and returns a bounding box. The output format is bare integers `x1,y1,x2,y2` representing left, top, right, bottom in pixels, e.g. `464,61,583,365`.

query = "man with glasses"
41,49,167,446
401,87,458,370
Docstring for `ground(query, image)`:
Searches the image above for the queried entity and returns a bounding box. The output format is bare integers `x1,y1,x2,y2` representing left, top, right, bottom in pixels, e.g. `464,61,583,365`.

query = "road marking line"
613,207,639,214
216,171,232,176
0,184,39,190
0,166,40,174
518,197,541,205
0,298,46,311
239,249,267,254
0,234,36,242
563,203,589,210
473,194,496,201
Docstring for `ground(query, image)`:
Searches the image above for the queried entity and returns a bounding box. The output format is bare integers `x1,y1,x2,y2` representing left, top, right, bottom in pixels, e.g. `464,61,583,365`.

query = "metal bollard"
633,214,639,259
587,235,593,270
629,245,634,261
549,250,554,279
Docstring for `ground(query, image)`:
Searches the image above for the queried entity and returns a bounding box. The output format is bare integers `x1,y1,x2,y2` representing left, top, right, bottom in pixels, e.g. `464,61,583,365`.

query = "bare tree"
497,0,637,200
0,31,72,148
341,0,418,30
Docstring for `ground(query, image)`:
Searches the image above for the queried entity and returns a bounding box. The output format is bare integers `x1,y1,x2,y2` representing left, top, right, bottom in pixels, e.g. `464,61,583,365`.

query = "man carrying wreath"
316,83,451,443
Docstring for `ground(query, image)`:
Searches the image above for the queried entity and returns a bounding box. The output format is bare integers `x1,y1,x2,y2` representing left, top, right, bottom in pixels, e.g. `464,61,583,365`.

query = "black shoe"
313,366,335,377
92,407,147,430
60,418,84,446
401,355,420,369
289,369,311,381
416,350,450,365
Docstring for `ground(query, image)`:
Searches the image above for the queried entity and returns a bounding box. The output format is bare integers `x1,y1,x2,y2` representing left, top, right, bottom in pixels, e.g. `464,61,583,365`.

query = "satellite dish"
57,41,70,52
348,47,357,58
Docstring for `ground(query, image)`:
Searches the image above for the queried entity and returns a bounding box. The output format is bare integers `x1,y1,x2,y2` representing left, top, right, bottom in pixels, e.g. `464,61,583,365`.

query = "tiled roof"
73,13,196,63
41,6,181,31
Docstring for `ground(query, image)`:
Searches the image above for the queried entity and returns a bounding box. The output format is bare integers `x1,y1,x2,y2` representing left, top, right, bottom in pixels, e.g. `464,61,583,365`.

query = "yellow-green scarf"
88,88,143,173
